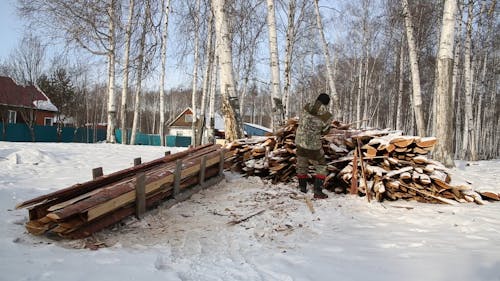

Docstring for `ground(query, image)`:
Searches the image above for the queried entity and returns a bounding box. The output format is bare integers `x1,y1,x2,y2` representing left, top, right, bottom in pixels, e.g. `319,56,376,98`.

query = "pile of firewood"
17,144,229,239
226,119,500,205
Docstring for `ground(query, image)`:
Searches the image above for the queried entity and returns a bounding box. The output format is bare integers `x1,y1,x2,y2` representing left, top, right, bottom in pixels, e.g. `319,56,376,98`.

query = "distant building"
0,76,58,126
166,107,195,137
166,107,271,141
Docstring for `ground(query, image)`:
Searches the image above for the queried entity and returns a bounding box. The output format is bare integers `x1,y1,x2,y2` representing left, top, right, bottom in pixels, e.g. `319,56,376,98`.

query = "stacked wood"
226,118,358,184
227,120,500,205
17,144,231,239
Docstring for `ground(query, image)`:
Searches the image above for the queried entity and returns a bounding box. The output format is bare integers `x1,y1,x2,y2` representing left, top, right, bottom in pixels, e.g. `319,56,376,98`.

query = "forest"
0,0,498,163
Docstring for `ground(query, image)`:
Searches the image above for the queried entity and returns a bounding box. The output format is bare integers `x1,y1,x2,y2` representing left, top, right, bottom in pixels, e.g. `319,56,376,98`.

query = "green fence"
115,129,191,147
0,123,192,147
0,123,106,143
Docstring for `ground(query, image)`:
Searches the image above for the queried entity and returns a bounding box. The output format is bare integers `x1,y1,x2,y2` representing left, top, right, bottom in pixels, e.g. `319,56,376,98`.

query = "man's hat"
317,93,330,105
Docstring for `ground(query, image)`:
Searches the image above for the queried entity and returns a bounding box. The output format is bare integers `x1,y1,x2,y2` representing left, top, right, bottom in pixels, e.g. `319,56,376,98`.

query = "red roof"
0,76,57,112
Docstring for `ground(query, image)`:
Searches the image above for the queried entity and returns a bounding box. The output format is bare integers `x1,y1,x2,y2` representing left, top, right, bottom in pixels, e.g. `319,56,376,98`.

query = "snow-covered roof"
33,100,58,112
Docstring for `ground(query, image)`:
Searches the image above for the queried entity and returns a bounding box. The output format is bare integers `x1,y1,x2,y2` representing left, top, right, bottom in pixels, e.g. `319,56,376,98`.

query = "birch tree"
401,0,426,137
266,0,284,131
283,0,296,120
462,1,476,160
313,0,341,120
159,0,171,146
120,0,135,145
433,0,457,167
197,10,215,145
395,37,405,131
212,0,244,141
191,0,201,145
104,0,118,143
130,1,151,145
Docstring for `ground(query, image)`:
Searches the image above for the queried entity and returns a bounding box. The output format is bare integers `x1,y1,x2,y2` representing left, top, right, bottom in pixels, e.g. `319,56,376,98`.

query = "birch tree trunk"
120,0,135,145
433,0,457,167
266,0,284,131
462,1,475,160
198,11,214,145
396,38,405,131
283,0,296,120
207,54,218,143
356,59,362,127
212,0,244,141
313,0,341,120
159,0,171,146
191,0,201,146
106,0,117,143
130,2,150,145
401,0,426,137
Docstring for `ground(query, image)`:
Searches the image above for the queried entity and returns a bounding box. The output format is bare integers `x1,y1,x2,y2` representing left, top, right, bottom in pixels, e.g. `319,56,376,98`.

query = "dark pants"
296,146,327,176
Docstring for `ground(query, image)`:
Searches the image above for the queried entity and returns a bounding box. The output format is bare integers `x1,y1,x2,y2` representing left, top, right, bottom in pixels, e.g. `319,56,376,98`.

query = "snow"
33,100,58,112
1,141,499,281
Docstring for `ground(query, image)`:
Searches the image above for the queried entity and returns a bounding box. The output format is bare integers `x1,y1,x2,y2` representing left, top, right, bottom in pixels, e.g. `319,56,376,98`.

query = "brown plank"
16,143,215,210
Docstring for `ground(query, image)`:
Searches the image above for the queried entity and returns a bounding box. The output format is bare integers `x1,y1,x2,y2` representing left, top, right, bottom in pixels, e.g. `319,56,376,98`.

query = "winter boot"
297,174,308,193
313,176,328,199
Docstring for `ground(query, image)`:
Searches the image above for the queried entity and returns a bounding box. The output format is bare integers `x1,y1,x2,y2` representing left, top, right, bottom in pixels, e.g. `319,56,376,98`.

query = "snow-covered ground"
0,141,499,281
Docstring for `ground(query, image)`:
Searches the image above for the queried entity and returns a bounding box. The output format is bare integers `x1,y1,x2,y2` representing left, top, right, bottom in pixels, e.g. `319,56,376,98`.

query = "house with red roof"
0,76,58,126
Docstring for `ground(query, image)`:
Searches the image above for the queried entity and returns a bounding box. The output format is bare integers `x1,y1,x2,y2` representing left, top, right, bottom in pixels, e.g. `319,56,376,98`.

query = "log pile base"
17,144,230,239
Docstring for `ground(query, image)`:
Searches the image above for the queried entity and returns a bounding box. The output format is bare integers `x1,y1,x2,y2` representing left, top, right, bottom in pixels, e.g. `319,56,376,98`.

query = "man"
295,93,332,199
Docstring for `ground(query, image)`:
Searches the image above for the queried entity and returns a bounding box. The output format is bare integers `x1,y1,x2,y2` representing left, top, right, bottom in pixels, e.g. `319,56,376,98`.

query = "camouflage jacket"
295,103,332,150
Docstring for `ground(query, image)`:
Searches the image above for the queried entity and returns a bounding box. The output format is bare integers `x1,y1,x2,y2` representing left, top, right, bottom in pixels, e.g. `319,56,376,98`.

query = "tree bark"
106,0,117,143
401,0,426,137
433,0,457,167
198,10,215,145
283,0,296,120
212,0,244,141
396,37,405,131
130,1,150,145
191,0,201,146
159,0,171,146
462,1,476,160
266,0,284,131
120,0,135,145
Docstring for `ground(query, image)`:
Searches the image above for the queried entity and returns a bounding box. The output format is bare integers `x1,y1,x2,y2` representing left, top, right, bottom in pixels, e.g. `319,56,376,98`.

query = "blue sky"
0,0,22,60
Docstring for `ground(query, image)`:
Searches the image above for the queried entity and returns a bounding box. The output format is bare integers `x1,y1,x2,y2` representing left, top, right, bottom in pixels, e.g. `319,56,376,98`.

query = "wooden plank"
92,167,103,180
349,150,358,194
47,149,221,221
16,144,216,210
384,167,413,179
199,155,207,187
174,160,182,197
135,173,146,219
86,151,223,221
416,137,437,148
134,158,142,166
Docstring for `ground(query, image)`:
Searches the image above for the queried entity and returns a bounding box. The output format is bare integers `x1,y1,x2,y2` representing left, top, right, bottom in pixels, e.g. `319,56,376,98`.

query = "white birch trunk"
212,0,244,141
462,1,474,160
120,0,135,145
313,0,341,120
433,0,457,167
207,53,218,143
130,2,149,145
283,0,296,120
191,0,201,146
159,0,171,146
198,11,214,145
106,0,117,143
401,0,426,137
396,38,405,131
266,0,284,131
356,59,362,127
